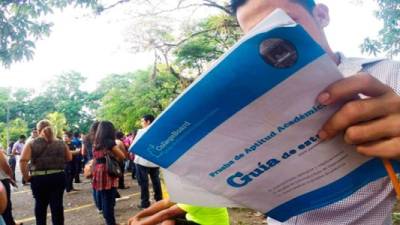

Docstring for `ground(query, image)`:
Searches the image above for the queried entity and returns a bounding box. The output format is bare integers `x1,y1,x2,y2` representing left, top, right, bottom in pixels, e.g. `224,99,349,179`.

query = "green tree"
8,88,35,126
25,95,57,129
43,71,93,132
0,118,29,148
0,0,102,67
97,68,180,132
0,87,11,122
174,14,241,77
0,72,94,133
123,1,236,84
46,112,67,138
361,0,400,57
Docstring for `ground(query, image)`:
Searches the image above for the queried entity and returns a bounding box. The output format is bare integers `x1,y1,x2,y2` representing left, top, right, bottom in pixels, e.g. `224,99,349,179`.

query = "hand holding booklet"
129,9,400,221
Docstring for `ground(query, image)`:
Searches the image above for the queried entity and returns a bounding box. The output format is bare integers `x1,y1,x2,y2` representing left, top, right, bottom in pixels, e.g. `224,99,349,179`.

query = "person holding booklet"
230,0,400,224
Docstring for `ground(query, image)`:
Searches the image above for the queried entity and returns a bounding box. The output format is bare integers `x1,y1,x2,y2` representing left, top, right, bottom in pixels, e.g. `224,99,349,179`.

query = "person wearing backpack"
92,121,125,225
20,120,72,225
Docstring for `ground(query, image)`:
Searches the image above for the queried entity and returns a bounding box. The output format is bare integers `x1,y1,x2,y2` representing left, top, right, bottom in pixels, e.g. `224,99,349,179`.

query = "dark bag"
105,152,122,177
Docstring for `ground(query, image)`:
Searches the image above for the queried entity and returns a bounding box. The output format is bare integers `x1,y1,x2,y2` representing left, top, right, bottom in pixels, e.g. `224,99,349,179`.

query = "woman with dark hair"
20,120,72,225
82,121,100,161
82,121,102,212
92,121,125,225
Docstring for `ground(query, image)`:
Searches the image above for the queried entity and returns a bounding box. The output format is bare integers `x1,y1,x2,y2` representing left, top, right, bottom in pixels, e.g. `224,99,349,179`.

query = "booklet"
129,9,399,221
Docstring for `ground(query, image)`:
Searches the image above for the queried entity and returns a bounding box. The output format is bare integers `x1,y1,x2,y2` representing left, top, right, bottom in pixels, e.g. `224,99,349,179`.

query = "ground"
10,174,266,225
12,174,400,225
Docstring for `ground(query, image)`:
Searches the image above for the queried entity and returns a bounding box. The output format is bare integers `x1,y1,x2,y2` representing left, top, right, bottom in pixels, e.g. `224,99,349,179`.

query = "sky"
0,0,384,92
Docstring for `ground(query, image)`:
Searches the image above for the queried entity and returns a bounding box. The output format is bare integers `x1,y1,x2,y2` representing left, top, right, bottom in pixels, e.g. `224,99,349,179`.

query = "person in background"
26,129,38,144
20,120,72,225
63,131,80,193
92,121,125,225
82,122,100,162
0,149,20,225
12,136,25,185
115,131,129,189
126,130,137,180
82,121,102,213
6,143,15,183
71,132,82,183
131,115,162,209
127,198,229,225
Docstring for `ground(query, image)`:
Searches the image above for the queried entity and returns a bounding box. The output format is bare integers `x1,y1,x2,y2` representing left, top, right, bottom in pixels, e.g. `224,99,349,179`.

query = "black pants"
118,161,125,189
97,188,116,225
175,218,200,225
64,162,75,192
130,161,136,179
74,157,81,183
1,179,16,225
135,164,162,208
30,172,66,225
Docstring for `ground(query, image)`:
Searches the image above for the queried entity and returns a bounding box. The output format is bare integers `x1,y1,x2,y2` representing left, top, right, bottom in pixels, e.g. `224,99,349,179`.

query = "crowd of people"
0,114,229,225
1,0,400,225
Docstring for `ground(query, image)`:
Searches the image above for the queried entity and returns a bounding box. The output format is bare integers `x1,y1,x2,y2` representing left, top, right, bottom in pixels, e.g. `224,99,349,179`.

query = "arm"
0,182,7,214
111,145,126,161
0,151,13,179
71,149,81,156
317,73,400,158
11,144,17,156
117,140,129,158
128,199,184,225
81,143,87,157
83,160,93,179
64,144,73,162
20,143,32,182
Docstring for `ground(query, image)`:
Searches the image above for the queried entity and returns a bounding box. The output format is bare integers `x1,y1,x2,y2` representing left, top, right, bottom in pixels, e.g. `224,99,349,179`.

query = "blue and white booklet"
129,9,399,222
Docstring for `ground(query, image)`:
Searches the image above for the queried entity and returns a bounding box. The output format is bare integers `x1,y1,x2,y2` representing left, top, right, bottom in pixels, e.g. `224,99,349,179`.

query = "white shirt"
268,55,400,225
0,169,10,181
132,128,159,168
12,141,24,155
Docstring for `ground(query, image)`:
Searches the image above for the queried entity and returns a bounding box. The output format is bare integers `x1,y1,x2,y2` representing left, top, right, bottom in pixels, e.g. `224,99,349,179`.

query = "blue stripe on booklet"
129,24,325,168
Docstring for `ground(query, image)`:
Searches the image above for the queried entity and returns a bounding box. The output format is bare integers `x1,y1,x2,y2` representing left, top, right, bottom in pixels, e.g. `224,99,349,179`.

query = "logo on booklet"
147,144,163,158
259,38,298,69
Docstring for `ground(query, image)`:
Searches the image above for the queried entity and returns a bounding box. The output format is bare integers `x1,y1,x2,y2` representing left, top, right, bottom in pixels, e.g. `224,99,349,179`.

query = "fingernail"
318,130,328,141
318,92,331,105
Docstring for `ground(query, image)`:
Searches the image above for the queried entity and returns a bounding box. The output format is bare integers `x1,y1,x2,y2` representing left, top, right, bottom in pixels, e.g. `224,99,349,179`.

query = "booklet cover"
129,9,399,221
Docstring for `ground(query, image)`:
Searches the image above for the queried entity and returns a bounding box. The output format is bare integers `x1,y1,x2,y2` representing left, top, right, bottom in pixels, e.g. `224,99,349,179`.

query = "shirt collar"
337,52,384,76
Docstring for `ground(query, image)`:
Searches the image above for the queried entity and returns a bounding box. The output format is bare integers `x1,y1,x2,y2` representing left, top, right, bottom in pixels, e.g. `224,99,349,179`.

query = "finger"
356,137,400,159
318,73,394,105
319,95,394,140
344,114,400,145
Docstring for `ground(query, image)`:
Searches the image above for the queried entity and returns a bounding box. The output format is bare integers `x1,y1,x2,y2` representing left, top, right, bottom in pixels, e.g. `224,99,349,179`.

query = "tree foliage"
361,0,400,57
43,71,94,131
0,0,100,67
0,71,96,145
0,0,241,140
46,112,67,138
0,118,28,149
97,69,180,132
174,14,241,76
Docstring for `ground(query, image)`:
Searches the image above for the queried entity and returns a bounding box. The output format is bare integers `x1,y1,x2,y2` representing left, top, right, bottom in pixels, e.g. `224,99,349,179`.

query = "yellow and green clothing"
177,204,229,225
